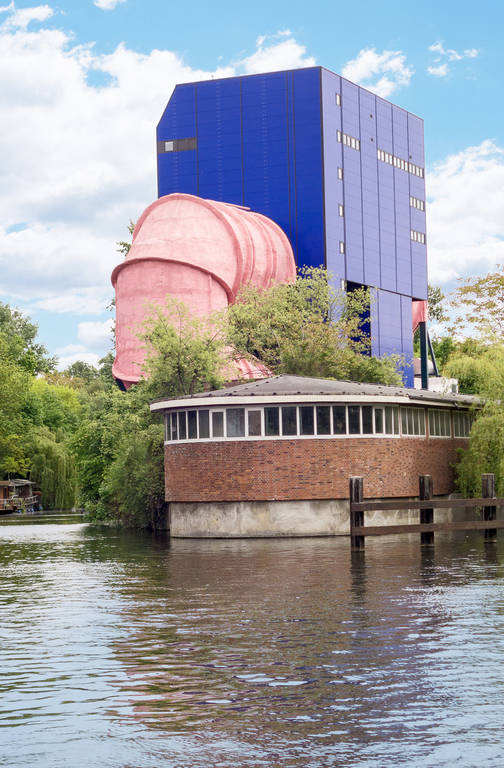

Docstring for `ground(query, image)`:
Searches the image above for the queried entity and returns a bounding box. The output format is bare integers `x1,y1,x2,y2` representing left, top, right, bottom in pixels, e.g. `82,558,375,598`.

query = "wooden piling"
350,476,364,550
482,473,497,541
419,474,434,546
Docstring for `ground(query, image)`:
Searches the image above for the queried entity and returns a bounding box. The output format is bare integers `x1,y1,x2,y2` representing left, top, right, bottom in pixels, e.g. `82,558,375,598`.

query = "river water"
1,514,504,767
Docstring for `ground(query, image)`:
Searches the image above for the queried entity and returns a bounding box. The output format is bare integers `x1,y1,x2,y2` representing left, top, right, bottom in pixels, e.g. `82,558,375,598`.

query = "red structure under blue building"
157,66,428,387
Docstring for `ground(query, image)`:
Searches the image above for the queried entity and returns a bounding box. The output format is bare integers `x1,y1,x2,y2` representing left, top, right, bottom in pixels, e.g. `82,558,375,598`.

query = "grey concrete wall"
168,498,454,538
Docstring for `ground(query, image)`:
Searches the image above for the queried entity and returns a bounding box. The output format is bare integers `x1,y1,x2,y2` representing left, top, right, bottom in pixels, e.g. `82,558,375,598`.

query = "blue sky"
1,0,503,366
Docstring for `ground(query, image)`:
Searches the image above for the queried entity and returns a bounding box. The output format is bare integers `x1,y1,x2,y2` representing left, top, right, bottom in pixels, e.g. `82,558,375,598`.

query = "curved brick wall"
164,437,467,503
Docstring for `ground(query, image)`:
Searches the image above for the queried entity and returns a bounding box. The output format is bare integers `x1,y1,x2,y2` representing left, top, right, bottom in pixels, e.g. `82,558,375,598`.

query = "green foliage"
225,267,402,385
0,302,56,373
141,298,226,397
456,403,504,497
443,344,504,397
63,361,100,382
450,266,504,340
29,428,76,509
116,219,136,257
427,283,449,325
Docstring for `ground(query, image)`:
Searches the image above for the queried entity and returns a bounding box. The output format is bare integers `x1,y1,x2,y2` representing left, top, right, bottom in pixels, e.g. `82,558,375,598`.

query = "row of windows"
164,404,473,442
377,148,424,178
411,229,426,244
337,130,361,151
157,137,197,154
410,195,425,211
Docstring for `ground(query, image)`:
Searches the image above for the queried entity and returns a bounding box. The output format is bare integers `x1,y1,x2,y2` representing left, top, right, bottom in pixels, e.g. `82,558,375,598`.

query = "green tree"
450,266,504,340
0,302,56,373
116,219,136,257
225,267,402,385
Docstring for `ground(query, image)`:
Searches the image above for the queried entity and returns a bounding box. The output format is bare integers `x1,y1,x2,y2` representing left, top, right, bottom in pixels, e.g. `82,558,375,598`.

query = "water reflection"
1,518,504,766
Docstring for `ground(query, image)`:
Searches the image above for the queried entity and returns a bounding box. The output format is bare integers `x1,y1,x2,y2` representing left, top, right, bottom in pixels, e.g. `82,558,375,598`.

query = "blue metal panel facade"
157,66,428,387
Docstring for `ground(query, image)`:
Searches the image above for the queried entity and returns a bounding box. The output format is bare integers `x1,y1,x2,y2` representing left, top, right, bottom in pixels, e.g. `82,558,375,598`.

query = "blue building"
157,66,428,386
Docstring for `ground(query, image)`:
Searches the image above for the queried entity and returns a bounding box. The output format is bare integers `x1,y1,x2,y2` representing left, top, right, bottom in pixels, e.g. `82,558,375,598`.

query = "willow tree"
29,429,77,509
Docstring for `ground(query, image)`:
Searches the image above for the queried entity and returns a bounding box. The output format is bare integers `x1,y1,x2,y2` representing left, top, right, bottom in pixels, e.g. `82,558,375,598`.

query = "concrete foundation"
165,498,455,538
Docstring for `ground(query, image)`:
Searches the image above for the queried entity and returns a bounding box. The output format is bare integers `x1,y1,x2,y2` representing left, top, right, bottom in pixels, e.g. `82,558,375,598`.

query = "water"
1,514,504,767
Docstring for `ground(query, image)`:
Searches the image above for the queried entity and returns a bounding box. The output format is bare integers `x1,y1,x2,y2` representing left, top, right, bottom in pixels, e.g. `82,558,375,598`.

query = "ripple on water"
1,523,504,766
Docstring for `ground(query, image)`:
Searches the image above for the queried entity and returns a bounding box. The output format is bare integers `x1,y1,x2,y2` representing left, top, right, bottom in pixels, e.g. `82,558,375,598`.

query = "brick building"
150,375,475,537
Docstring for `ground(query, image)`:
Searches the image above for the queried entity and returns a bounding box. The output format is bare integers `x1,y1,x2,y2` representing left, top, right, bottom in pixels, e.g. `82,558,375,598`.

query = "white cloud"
427,42,479,77
55,347,101,370
237,31,315,74
2,3,53,29
0,17,317,332
427,64,448,78
341,47,413,98
77,318,114,350
94,0,126,10
427,140,504,285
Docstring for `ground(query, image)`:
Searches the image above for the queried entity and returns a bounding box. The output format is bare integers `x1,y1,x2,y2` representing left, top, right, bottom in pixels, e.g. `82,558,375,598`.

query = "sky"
1,0,504,368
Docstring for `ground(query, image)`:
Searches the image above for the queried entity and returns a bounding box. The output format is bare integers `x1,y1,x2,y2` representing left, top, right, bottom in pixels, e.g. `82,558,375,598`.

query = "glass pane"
419,411,425,435
265,407,279,436
212,411,224,438
407,409,414,434
333,405,346,435
300,406,314,435
165,415,170,441
198,410,209,439
171,412,178,440
375,408,384,434
401,409,408,434
178,412,187,440
429,411,434,435
362,406,373,434
227,408,245,437
393,408,399,434
282,406,297,436
385,407,392,434
348,406,360,434
316,406,331,435
187,410,197,439
248,410,262,437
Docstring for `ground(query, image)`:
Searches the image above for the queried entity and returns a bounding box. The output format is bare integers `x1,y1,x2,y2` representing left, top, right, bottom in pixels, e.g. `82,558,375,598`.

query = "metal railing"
0,495,37,510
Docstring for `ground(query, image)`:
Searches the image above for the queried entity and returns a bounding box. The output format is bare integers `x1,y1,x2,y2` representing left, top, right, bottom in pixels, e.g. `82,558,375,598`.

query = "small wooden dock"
350,474,504,549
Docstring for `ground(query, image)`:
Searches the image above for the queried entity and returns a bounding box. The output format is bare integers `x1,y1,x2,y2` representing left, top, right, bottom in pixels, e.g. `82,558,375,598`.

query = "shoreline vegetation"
2,265,504,527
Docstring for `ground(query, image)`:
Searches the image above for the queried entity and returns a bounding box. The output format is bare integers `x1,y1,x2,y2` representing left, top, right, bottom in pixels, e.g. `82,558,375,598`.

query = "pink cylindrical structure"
111,193,296,387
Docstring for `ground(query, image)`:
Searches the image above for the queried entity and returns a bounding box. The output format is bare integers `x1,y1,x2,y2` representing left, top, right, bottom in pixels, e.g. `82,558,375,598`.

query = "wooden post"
350,476,364,550
419,474,434,545
482,473,497,541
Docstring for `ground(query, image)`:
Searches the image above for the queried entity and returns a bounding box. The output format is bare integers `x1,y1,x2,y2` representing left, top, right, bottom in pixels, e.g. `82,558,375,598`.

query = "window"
333,405,346,435
336,93,341,106
411,229,426,244
429,409,451,437
265,407,279,436
212,411,224,438
384,406,399,435
282,406,297,436
410,195,425,211
178,411,187,440
374,408,384,434
247,409,262,437
377,148,424,178
199,410,210,439
339,241,345,254
400,407,426,436
338,204,344,217
171,412,178,441
300,406,314,435
157,137,197,153
316,406,331,435
453,411,472,438
337,167,343,180
348,406,360,434
338,131,360,151
187,410,197,439
227,408,245,437
165,415,170,441
362,406,373,434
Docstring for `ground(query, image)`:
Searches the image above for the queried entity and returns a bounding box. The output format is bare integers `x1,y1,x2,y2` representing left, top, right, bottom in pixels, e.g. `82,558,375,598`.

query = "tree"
225,267,402,385
449,266,504,340
427,283,449,325
141,297,226,398
116,219,136,257
0,302,56,373
63,361,100,382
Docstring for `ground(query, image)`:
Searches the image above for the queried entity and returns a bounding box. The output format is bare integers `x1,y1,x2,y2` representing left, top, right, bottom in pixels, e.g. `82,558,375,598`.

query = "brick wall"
164,437,467,502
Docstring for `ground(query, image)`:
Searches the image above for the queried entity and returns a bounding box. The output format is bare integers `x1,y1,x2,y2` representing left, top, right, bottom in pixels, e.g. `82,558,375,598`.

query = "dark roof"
150,374,477,407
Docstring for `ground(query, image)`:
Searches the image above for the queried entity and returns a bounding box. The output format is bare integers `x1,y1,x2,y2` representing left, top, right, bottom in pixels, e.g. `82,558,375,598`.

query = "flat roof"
150,375,477,412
